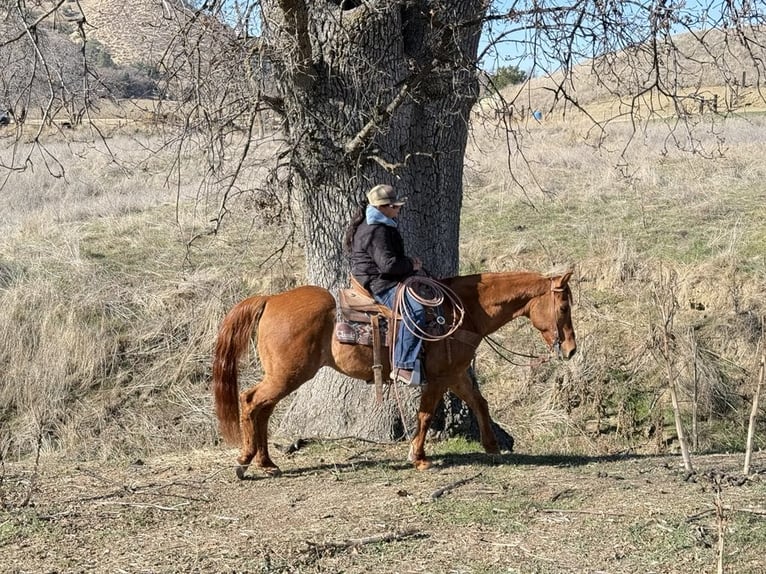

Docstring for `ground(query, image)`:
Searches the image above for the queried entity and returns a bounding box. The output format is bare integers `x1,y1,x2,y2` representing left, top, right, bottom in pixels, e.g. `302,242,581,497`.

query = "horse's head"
529,270,577,360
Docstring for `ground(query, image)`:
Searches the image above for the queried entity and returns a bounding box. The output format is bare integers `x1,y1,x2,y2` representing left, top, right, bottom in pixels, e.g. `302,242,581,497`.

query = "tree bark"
261,0,492,442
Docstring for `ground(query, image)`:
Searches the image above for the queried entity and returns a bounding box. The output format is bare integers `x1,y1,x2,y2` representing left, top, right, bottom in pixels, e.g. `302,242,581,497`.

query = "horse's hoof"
413,459,432,471
235,465,248,480
263,466,282,478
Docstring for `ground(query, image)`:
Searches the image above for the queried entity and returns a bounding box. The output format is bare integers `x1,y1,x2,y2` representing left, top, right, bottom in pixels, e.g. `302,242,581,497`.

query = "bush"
97,67,159,99
490,65,527,91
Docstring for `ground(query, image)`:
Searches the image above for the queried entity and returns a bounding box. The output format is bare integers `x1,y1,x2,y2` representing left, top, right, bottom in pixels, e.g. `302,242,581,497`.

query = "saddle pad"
335,319,389,347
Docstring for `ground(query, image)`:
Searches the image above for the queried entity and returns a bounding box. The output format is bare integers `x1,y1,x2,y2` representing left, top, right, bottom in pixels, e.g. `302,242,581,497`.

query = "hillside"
56,0,181,66
499,26,766,119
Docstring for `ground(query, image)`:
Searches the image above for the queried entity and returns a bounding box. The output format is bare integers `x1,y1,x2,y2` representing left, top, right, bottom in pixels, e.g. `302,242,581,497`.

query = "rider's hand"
411,257,423,271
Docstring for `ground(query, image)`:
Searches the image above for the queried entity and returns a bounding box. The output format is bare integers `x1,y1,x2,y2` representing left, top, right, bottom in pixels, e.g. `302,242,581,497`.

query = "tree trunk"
261,0,492,442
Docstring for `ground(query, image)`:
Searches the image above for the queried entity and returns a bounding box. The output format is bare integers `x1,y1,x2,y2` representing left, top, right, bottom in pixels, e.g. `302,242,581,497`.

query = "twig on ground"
94,501,190,511
305,528,423,553
430,472,483,500
703,504,766,517
735,508,766,516
686,508,715,522
538,508,627,517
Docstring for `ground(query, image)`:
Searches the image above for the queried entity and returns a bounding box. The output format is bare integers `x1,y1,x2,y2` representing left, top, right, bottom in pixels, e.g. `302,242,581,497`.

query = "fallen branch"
538,508,627,517
305,528,423,554
430,472,483,500
709,505,766,517
94,501,190,512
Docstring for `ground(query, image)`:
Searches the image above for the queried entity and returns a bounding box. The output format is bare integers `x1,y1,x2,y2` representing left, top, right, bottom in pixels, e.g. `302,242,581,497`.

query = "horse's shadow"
236,449,656,480
431,451,655,468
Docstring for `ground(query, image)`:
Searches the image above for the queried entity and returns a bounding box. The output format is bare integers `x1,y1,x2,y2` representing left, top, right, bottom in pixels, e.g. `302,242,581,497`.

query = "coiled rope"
391,274,465,348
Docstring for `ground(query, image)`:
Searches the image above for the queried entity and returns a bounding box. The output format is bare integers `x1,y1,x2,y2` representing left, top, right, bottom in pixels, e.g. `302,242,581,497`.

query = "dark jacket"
350,220,414,295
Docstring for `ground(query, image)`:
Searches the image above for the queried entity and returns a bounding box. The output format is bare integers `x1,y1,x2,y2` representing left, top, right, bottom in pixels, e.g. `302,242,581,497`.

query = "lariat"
389,275,465,367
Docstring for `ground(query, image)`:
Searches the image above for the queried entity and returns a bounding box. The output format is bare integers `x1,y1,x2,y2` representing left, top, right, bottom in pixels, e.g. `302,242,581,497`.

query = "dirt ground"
2,441,765,574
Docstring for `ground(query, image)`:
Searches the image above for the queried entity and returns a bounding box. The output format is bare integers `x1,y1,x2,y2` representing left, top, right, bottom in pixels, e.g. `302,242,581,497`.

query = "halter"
470,277,570,368
549,280,567,359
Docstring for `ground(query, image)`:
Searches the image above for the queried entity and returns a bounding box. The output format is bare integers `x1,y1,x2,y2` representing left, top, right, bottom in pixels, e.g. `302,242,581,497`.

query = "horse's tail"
212,295,269,445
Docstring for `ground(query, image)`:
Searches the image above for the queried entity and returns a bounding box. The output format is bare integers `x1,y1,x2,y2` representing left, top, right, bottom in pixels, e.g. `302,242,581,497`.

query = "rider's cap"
367,184,407,207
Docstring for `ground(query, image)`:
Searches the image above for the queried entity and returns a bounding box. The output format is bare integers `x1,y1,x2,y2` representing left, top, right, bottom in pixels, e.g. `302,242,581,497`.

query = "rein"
484,278,566,367
484,336,552,368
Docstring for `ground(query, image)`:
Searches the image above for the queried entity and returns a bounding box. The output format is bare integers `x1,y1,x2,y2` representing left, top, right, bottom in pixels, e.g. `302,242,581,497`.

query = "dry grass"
0,133,300,460
2,85,766,574
463,111,766,455
1,100,765,464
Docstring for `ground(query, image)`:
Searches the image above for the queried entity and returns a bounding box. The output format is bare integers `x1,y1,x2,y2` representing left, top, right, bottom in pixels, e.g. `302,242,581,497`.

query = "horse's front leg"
448,371,500,455
408,385,445,471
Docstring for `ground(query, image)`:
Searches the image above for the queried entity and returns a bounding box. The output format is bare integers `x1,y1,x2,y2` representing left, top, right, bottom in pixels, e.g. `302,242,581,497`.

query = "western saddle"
335,276,393,400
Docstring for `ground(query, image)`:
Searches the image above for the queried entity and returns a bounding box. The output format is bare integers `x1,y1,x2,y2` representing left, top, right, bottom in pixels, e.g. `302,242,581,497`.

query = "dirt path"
2,442,765,573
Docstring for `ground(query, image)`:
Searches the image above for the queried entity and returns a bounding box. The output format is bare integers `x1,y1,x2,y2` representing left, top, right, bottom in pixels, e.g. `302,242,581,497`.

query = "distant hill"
52,0,235,67
500,26,766,118
50,0,177,66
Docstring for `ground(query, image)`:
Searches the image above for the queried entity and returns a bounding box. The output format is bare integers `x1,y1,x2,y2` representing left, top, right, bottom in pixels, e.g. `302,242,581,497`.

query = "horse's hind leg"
237,381,287,478
236,386,259,478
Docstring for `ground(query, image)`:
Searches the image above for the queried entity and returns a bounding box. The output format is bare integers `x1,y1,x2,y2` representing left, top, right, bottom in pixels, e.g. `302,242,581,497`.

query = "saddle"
335,276,392,400
336,278,391,342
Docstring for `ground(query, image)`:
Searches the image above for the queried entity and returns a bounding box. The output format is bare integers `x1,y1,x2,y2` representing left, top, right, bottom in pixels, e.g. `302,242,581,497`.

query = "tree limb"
430,471,483,500
344,62,434,160
305,528,424,553
276,0,315,89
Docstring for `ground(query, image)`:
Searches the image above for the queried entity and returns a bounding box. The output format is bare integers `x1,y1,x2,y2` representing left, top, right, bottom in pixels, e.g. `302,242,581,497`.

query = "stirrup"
390,369,422,388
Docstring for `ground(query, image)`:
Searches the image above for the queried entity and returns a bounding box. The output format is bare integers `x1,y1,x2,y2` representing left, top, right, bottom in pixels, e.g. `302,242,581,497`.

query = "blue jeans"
374,285,425,371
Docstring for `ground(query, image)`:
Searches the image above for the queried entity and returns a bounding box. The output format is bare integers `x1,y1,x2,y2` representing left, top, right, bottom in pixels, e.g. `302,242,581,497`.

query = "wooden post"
691,328,699,452
656,268,693,472
743,317,764,475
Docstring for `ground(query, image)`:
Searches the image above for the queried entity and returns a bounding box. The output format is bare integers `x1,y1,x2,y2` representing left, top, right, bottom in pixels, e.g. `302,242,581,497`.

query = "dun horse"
213,269,577,478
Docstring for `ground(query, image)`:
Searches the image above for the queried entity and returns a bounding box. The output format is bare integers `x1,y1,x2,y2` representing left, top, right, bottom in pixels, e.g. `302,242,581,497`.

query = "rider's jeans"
374,285,425,370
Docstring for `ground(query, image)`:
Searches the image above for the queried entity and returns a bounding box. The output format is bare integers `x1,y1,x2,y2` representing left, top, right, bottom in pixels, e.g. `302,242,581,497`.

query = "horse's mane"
442,266,573,287
543,264,574,278
441,269,547,287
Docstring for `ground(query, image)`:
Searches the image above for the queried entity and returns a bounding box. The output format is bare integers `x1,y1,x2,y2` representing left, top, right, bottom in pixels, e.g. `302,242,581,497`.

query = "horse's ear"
556,269,574,288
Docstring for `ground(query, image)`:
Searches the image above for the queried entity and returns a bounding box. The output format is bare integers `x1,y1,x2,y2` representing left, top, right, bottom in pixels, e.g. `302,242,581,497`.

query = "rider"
346,184,427,387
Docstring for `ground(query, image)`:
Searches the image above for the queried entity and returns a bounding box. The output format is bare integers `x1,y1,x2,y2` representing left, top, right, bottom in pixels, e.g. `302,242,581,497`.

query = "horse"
213,269,577,478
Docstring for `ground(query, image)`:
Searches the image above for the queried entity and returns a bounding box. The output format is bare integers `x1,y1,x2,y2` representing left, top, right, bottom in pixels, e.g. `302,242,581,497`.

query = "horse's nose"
563,346,576,360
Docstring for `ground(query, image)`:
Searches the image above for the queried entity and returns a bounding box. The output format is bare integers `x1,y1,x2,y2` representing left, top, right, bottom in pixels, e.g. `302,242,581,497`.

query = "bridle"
549,279,567,359
483,278,569,367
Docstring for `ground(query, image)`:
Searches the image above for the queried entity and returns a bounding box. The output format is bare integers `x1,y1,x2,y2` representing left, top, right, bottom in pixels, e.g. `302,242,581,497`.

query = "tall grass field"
1,109,765,464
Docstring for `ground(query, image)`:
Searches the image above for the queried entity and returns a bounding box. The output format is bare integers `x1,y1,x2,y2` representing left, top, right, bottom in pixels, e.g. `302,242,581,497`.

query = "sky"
193,0,751,75
478,0,737,74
